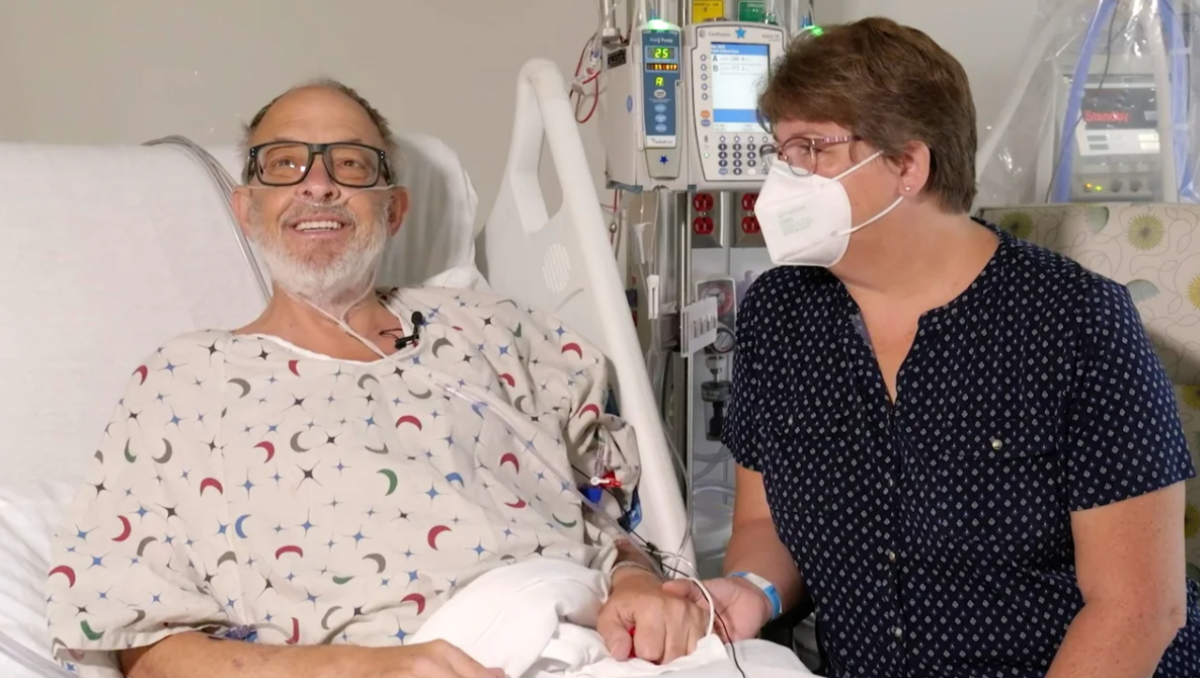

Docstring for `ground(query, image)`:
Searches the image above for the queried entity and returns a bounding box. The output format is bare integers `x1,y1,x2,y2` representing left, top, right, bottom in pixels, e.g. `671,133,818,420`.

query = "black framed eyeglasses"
244,141,394,188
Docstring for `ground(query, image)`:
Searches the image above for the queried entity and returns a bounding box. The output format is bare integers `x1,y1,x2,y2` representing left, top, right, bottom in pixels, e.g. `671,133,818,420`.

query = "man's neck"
832,207,997,312
237,285,403,361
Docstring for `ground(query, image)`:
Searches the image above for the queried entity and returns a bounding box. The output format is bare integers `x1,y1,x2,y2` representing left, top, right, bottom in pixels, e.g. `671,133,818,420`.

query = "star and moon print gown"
44,286,641,677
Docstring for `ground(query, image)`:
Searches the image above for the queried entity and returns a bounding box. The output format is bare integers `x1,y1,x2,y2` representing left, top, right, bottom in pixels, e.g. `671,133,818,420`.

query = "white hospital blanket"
44,287,640,677
412,558,815,678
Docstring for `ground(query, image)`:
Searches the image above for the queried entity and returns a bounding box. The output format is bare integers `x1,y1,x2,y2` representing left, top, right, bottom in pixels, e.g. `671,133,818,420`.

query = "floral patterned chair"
975,203,1200,581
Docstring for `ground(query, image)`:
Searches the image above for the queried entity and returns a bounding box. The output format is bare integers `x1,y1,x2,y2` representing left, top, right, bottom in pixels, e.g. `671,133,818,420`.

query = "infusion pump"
602,20,786,192
685,22,785,190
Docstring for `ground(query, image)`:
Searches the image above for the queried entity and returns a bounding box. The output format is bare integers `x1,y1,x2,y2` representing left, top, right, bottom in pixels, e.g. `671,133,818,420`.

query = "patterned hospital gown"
44,287,639,677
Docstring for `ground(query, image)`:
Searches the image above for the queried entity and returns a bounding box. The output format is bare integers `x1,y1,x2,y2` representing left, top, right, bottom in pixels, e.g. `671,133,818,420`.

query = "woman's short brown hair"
759,17,977,213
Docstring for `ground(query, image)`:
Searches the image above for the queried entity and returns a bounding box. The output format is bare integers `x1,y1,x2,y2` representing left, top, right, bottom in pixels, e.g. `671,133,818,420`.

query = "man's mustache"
278,201,358,227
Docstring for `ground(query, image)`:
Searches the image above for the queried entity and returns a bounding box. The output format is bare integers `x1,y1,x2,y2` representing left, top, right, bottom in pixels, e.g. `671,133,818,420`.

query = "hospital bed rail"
481,58,694,568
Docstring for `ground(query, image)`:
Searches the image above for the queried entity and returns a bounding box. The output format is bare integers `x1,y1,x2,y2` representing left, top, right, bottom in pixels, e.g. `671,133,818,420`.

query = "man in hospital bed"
42,81,711,678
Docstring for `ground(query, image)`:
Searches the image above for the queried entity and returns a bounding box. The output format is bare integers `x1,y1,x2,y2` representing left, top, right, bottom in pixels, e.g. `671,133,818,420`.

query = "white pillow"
0,479,80,677
423,263,491,291
380,134,485,289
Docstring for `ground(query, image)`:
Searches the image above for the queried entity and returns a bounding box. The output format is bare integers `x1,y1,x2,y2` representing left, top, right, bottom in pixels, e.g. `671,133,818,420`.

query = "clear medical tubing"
143,135,272,302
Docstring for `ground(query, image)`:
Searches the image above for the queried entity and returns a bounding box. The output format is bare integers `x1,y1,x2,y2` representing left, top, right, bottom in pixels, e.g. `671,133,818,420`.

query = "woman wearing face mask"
657,16,1200,678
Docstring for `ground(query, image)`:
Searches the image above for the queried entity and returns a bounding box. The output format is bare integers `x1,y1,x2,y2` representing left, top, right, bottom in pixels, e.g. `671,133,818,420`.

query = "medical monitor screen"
1076,85,1160,157
646,46,676,61
710,42,770,134
1081,86,1157,130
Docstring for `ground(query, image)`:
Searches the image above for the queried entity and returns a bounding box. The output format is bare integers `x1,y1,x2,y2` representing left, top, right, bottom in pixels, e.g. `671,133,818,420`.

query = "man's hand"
120,632,503,678
661,577,773,644
383,639,505,678
596,569,709,664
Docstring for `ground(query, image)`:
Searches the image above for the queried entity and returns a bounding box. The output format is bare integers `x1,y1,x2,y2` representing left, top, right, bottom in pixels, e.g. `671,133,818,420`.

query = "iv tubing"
1052,0,1120,202
398,357,717,636
1053,0,1183,202
1161,0,1194,198
1142,0,1180,201
143,135,272,304
294,286,697,577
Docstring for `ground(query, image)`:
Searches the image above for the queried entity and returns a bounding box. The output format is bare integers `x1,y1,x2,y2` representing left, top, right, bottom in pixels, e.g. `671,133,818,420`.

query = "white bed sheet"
412,558,813,678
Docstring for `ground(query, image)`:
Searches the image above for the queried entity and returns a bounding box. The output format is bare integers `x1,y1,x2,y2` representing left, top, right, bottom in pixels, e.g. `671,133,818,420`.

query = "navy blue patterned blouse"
724,223,1200,677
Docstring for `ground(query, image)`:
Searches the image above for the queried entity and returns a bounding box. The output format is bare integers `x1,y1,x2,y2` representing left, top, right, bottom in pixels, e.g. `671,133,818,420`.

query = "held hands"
377,578,771,677
660,577,774,644
595,568,710,664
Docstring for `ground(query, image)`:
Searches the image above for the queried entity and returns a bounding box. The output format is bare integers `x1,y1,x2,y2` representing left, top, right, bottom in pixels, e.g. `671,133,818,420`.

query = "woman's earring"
904,186,912,192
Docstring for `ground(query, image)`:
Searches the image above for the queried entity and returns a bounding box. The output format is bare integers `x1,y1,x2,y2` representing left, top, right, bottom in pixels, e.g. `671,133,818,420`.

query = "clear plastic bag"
976,0,1200,209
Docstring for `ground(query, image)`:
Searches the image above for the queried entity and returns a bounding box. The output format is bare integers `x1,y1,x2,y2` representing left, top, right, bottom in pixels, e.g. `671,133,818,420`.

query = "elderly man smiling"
44,80,708,678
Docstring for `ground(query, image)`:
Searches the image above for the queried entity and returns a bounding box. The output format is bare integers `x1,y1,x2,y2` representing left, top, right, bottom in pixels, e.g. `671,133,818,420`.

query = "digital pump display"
646,46,676,61
645,45,680,71
710,42,770,133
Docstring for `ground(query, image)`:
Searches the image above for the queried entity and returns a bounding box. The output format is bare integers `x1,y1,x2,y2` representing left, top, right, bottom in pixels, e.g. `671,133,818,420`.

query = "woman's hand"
661,577,773,643
596,568,709,664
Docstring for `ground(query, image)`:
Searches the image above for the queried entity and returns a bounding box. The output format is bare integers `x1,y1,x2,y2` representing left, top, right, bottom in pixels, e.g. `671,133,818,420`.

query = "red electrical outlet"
694,216,715,235
741,216,760,234
693,192,715,213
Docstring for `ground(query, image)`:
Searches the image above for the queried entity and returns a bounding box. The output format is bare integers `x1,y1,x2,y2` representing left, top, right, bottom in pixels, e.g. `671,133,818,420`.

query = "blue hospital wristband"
727,571,783,621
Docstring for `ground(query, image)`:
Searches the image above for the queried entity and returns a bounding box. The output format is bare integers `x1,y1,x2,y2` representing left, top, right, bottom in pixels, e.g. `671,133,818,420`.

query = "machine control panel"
641,28,684,180
687,22,784,188
1069,79,1163,202
643,32,682,148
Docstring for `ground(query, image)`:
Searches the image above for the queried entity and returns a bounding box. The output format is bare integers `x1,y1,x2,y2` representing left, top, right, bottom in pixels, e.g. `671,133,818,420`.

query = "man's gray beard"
251,203,391,315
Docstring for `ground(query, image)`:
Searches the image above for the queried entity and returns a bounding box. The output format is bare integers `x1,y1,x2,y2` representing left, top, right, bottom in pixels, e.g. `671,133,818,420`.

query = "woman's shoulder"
995,229,1131,321
742,265,840,312
999,229,1099,286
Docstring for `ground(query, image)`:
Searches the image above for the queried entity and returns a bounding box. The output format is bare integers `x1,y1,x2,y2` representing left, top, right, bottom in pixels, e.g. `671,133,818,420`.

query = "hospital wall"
0,0,1038,226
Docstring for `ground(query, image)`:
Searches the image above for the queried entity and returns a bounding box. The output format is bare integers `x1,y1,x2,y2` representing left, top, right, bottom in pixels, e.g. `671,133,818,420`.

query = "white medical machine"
977,0,1199,207
601,9,786,192
602,17,687,190
684,24,782,186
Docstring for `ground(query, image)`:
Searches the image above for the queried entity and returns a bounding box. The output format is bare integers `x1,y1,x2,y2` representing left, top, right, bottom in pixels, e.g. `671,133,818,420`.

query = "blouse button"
991,438,1003,451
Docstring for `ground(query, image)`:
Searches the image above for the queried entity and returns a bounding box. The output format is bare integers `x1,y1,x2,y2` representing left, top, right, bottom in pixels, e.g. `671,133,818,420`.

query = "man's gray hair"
239,78,400,183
